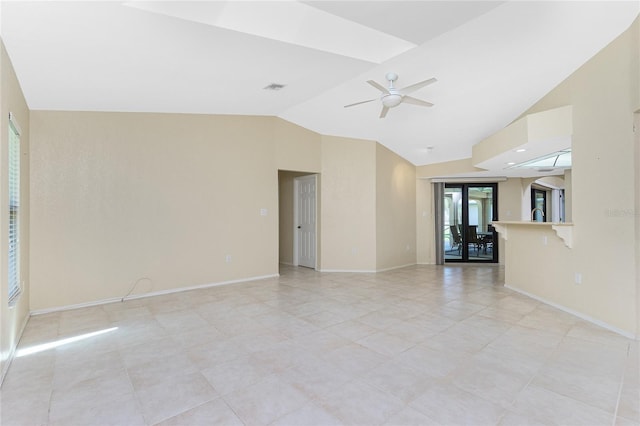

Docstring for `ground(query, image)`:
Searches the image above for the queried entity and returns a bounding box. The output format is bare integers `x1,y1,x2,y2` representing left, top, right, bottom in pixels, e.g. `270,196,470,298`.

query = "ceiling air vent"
263,83,287,91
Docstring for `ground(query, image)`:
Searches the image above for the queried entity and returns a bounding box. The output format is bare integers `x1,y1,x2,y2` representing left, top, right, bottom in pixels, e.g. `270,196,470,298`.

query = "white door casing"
294,175,317,269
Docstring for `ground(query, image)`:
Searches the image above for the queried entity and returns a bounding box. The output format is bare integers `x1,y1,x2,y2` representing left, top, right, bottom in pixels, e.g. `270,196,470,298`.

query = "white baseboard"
31,296,124,316
505,284,637,340
30,274,280,316
376,263,417,272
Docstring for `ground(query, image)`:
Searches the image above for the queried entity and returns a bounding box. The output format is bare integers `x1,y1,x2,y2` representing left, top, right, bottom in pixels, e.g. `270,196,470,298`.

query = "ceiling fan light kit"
345,72,437,118
382,94,402,107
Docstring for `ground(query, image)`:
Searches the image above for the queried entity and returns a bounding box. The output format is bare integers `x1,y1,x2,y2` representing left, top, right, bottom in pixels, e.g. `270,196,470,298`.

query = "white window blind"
8,114,21,304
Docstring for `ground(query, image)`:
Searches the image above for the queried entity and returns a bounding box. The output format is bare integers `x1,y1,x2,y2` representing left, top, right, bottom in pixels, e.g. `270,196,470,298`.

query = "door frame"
293,174,318,269
444,182,499,263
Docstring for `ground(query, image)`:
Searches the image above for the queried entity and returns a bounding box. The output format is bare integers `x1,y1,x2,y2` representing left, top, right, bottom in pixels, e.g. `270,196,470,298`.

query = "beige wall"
0,41,30,382
564,169,573,222
635,112,640,337
376,144,416,270
29,112,416,310
632,17,640,339
274,119,321,173
30,112,279,310
497,178,525,264
498,178,523,223
503,224,575,301
632,16,640,110
320,135,377,271
503,18,639,335
415,179,433,264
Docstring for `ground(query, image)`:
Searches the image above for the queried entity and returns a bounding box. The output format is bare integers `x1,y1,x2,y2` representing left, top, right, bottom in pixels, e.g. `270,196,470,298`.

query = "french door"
444,183,498,262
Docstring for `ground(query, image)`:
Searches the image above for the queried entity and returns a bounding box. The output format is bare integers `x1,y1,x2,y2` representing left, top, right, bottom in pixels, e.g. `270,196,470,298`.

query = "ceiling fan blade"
344,99,377,108
400,77,437,94
379,106,390,118
402,96,434,107
367,80,389,94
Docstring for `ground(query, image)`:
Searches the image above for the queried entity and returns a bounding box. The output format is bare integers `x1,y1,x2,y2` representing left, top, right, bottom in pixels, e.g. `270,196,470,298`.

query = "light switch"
260,208,268,216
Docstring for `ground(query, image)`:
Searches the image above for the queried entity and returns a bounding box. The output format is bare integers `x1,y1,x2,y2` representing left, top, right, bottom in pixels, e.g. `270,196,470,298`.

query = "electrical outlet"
225,255,232,263
543,236,548,245
574,272,582,284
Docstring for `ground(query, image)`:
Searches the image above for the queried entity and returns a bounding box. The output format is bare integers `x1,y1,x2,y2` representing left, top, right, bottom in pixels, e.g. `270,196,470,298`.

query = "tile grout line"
45,316,64,424
611,342,631,426
502,317,574,423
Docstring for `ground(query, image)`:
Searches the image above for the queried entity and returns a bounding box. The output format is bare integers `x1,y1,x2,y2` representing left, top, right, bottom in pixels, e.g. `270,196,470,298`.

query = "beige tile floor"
1,264,638,426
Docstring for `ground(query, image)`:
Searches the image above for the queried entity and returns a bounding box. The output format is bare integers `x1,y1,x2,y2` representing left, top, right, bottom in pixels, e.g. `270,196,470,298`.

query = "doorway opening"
278,171,318,270
444,183,498,262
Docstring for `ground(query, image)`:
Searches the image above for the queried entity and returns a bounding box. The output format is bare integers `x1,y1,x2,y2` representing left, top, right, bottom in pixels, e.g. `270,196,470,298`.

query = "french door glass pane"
444,187,462,260
468,186,495,261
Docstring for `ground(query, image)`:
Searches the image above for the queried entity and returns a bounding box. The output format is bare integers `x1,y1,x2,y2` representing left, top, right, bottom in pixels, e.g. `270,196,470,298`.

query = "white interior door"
294,175,316,269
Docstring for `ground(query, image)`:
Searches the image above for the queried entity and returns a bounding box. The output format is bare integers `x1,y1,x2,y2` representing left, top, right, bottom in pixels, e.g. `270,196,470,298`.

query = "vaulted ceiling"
1,1,638,168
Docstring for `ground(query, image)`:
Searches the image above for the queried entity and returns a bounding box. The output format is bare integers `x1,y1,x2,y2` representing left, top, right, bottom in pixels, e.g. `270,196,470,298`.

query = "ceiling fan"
344,72,437,118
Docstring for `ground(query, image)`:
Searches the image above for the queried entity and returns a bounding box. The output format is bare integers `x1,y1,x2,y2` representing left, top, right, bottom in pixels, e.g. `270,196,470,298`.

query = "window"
8,114,21,304
531,187,547,222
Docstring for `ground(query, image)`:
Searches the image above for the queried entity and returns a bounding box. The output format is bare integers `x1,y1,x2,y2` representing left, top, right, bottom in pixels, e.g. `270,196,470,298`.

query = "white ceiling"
1,1,638,170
